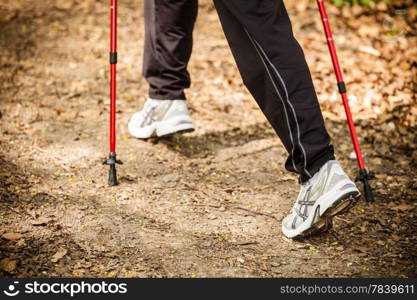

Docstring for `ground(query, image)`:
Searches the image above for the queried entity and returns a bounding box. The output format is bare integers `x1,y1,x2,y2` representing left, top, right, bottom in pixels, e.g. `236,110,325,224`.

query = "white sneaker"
128,98,195,139
282,160,360,238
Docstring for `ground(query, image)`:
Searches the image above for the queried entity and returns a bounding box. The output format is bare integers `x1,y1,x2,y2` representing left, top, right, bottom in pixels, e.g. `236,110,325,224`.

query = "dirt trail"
0,0,416,277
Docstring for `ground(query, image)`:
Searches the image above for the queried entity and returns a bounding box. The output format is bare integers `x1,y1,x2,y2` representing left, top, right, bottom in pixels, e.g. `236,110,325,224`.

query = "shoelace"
139,102,158,127
292,168,324,222
143,101,158,114
290,181,316,223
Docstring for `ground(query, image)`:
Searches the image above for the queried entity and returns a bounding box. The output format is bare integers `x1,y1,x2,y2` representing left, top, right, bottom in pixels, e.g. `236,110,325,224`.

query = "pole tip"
363,177,374,202
108,164,118,186
356,169,375,202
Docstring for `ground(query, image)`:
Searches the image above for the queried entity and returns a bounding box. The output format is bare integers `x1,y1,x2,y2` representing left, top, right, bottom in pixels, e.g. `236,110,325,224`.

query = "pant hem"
149,91,186,101
299,149,336,184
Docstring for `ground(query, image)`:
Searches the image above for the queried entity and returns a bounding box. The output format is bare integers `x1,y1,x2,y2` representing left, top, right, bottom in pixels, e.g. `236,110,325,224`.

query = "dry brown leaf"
390,204,415,212
55,0,73,10
31,217,51,226
80,108,101,120
2,233,23,241
51,248,68,263
59,111,78,121
353,246,369,253
0,258,17,272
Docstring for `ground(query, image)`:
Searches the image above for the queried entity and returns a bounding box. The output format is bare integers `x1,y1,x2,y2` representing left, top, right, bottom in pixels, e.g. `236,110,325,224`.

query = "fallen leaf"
51,248,67,263
55,0,73,10
0,258,17,272
353,246,369,253
2,233,23,241
234,240,258,246
281,175,296,181
59,111,78,121
390,204,415,211
31,217,51,226
80,108,101,120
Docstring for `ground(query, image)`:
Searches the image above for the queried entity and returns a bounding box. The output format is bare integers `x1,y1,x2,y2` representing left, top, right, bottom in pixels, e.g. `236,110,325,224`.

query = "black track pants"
143,0,198,100
143,0,335,182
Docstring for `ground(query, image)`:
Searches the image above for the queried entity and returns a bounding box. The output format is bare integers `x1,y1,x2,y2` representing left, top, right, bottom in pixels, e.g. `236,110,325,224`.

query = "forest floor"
0,0,416,277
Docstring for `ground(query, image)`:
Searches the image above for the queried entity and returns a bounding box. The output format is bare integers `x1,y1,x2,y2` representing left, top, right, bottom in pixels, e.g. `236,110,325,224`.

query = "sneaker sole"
129,122,195,140
296,191,359,238
157,127,195,138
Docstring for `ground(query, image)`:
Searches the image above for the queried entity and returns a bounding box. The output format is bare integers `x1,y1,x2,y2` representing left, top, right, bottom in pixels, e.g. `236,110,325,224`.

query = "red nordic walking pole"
103,0,122,186
316,0,374,201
